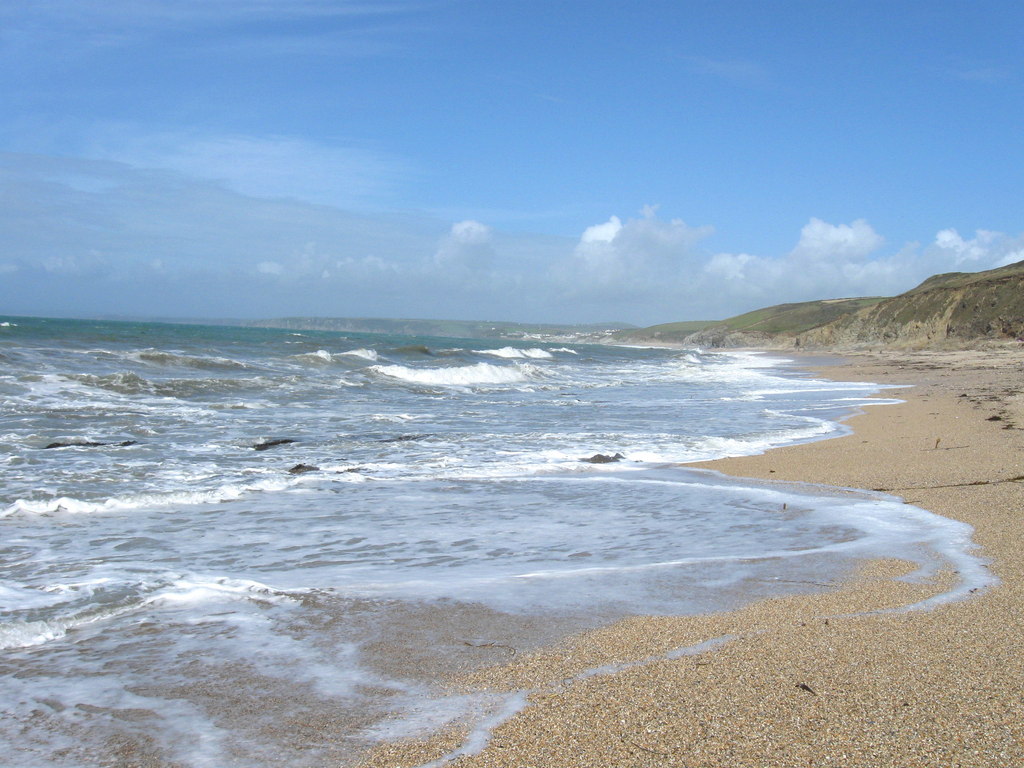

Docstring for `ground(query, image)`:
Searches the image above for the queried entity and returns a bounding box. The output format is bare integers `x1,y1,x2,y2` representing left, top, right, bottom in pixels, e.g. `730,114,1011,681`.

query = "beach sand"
359,347,1024,768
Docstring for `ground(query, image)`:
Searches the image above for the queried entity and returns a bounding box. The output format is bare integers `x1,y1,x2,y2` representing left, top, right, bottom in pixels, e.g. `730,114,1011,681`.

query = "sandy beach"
360,347,1024,768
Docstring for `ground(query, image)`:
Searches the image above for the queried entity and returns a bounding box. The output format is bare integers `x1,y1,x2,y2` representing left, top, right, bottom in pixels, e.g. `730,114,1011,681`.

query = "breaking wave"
475,347,554,360
370,362,542,387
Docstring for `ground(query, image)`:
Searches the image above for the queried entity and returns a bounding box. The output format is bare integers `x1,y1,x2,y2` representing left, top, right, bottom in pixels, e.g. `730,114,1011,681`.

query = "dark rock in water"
581,452,624,464
378,434,430,443
288,464,320,475
254,439,297,451
44,440,137,449
394,344,432,355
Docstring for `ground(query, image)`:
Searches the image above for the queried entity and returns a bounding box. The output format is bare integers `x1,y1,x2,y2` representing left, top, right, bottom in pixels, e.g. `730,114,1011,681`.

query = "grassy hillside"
618,260,1024,350
903,259,1024,295
803,259,1024,347
715,297,886,335
619,297,883,345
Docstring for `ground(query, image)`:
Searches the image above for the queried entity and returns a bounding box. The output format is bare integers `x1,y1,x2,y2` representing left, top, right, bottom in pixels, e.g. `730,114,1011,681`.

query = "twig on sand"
874,474,1024,492
461,641,517,657
620,735,679,758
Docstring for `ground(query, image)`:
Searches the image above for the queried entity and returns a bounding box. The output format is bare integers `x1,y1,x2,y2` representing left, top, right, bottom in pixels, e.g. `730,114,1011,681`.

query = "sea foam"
370,362,541,387
474,347,554,360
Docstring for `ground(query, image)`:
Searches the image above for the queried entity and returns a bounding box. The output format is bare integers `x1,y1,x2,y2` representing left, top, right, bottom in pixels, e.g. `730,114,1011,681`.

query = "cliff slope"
799,260,1024,348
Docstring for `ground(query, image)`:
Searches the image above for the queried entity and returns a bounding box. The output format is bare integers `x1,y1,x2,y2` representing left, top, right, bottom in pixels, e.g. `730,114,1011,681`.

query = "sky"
1,0,1022,326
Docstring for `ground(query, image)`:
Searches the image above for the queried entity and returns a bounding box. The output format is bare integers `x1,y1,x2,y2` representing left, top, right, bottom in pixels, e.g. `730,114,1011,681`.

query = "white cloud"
698,219,1024,316
0,151,444,316
449,219,492,246
704,252,756,282
791,218,884,262
2,151,1021,326
580,215,622,244
257,261,284,275
922,228,1024,273
559,208,714,299
993,249,1024,268
433,220,495,272
701,218,896,307
931,228,1000,264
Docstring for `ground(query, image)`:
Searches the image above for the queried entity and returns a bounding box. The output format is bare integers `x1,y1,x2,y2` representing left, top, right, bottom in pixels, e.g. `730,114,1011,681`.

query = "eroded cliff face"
799,270,1024,349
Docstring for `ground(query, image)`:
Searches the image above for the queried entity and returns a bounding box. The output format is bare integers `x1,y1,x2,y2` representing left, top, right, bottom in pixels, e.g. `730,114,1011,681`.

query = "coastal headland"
360,346,1024,767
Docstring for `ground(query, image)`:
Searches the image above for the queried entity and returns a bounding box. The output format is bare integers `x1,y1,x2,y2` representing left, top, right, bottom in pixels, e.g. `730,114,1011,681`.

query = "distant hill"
245,316,635,341
611,320,718,344
616,297,883,347
690,297,885,347
800,259,1024,348
618,259,1024,349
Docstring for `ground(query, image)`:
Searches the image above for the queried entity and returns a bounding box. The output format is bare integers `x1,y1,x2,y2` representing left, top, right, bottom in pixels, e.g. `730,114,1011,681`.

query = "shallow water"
0,316,988,766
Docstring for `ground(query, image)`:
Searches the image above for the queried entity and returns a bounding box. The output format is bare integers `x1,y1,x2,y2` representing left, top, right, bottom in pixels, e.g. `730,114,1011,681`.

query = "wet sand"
359,347,1024,767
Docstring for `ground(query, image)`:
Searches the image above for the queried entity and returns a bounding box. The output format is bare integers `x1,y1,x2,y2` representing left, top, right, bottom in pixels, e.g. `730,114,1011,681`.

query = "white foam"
140,576,289,609
0,604,137,649
370,362,542,387
342,348,379,361
369,413,422,422
475,347,554,360
2,478,296,517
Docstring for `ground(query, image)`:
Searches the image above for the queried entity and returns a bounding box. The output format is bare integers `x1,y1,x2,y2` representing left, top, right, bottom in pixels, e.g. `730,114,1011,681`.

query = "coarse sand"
359,347,1024,768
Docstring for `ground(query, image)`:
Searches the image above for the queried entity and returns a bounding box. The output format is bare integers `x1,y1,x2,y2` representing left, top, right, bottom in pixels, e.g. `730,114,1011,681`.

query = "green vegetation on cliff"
802,259,1024,347
713,297,886,335
620,259,1024,349
618,297,883,346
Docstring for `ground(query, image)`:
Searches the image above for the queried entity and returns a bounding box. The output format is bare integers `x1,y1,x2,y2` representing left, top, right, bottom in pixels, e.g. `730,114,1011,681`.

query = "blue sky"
1,0,1022,325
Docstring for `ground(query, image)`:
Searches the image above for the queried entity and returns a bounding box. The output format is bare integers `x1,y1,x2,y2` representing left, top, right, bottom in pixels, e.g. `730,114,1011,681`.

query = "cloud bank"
2,150,1021,325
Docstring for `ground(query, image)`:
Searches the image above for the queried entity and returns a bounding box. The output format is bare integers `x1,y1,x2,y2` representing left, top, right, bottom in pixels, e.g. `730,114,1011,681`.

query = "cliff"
618,260,1024,350
798,260,1024,348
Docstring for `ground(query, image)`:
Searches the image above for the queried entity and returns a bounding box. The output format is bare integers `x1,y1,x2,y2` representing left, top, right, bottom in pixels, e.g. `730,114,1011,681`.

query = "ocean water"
0,316,987,767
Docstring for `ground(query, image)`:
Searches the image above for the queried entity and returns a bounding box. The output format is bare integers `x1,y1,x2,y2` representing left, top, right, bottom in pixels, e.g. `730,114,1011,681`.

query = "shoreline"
360,348,1024,767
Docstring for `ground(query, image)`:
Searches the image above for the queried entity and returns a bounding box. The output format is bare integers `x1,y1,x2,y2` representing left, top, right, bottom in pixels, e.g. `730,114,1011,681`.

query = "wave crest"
130,349,250,370
370,362,541,387
342,348,379,361
475,347,554,360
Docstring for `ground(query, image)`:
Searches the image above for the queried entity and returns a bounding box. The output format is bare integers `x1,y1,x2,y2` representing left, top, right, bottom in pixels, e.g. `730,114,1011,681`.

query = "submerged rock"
44,440,137,449
288,464,320,475
581,452,624,464
378,434,430,443
394,344,432,355
254,439,297,451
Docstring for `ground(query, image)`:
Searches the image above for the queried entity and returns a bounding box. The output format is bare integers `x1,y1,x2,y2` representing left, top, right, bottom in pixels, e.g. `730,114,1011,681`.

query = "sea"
0,316,989,767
